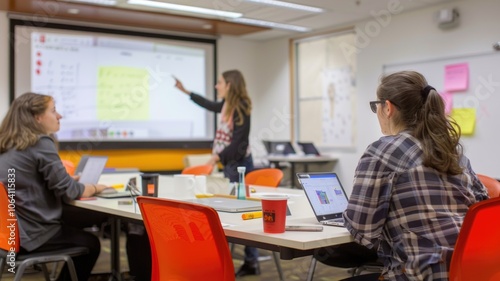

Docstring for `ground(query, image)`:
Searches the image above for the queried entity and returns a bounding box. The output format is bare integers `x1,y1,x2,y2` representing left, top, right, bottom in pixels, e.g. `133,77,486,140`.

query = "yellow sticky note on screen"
97,66,150,120
451,108,476,136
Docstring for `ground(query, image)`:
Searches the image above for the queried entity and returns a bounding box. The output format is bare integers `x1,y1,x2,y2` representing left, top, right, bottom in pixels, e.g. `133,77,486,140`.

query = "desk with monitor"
266,155,339,188
71,174,352,281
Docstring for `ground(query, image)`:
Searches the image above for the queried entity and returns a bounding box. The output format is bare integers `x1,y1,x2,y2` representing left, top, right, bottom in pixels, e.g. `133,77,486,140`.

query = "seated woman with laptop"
342,71,489,280
0,93,111,280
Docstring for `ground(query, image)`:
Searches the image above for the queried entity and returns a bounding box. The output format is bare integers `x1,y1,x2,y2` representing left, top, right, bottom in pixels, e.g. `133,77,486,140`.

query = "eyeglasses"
369,100,400,113
369,101,385,113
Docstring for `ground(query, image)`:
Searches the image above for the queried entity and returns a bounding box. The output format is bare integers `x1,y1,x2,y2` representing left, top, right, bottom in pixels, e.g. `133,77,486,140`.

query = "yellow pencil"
242,211,263,220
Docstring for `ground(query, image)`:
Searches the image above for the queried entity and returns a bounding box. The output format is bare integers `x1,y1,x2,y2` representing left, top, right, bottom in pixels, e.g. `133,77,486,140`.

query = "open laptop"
74,155,90,176
78,156,108,184
296,172,349,227
267,141,296,155
188,197,262,213
297,142,321,156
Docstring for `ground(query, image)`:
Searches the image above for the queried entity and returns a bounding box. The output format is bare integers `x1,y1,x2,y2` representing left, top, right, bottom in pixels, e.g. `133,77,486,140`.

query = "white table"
71,174,352,280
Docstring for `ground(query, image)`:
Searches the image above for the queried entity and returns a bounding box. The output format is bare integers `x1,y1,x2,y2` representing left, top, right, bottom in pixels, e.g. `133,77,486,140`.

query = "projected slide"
14,23,215,143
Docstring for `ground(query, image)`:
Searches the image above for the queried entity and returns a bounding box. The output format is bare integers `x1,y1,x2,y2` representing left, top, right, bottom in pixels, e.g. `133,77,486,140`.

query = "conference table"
71,173,352,281
266,155,338,188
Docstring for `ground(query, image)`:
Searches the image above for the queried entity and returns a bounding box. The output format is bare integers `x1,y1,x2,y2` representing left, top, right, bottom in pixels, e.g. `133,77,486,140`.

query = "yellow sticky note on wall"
450,108,476,136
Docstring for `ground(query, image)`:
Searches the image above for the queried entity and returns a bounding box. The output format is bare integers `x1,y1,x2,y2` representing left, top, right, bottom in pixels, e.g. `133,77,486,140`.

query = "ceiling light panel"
241,6,315,23
244,0,324,13
127,0,242,18
231,18,311,32
61,0,117,5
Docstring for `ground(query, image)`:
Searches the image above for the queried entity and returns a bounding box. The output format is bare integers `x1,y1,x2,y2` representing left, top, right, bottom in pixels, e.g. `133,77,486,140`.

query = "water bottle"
237,166,246,200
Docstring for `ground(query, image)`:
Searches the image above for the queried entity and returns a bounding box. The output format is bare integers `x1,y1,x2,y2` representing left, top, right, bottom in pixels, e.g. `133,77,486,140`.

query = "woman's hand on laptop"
81,183,111,198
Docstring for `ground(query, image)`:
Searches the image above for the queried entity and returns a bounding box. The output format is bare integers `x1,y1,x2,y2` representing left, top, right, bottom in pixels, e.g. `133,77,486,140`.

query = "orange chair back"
61,159,76,176
245,168,283,187
181,164,214,175
477,174,500,198
449,196,500,281
0,182,20,253
137,196,235,281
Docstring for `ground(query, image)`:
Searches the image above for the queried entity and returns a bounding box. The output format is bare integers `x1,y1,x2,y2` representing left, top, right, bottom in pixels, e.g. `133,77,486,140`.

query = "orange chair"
476,174,500,198
61,159,76,176
181,164,214,175
449,196,500,281
137,196,235,281
0,182,88,281
245,168,284,187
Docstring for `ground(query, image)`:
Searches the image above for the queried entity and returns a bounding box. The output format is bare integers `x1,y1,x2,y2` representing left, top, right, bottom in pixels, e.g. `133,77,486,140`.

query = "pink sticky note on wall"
444,63,469,92
440,91,453,115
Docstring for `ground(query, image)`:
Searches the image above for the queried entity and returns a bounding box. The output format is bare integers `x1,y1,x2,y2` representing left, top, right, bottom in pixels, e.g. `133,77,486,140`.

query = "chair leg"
230,243,235,255
272,251,284,281
49,262,59,281
13,256,79,281
62,256,79,281
40,264,51,281
306,257,317,281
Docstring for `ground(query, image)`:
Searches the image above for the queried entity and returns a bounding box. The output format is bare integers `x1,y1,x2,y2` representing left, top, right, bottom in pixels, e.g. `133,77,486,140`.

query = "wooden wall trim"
4,0,268,37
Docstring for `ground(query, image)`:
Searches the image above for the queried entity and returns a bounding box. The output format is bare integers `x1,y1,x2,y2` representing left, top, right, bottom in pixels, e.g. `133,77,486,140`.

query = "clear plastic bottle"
237,166,246,200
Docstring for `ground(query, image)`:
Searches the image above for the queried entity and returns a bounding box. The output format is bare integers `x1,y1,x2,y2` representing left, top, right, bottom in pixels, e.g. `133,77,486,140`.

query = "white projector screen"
11,20,216,149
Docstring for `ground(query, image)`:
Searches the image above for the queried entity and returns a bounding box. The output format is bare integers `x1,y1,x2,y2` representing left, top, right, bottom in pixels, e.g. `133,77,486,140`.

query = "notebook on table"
187,197,262,213
296,172,349,227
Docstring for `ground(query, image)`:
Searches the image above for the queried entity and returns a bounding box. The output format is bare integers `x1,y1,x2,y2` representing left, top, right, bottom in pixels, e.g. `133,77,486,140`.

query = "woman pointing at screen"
173,70,261,277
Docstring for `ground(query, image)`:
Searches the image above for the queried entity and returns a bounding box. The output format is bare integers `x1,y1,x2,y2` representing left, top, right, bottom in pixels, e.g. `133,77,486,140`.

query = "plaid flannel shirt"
344,132,488,281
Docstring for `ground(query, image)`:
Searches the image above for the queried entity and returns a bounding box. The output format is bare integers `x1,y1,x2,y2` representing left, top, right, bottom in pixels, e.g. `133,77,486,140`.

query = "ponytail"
414,89,463,174
377,71,463,175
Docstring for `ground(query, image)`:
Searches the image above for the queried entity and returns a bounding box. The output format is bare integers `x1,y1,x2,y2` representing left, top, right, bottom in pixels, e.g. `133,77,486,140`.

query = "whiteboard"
383,51,500,178
12,20,216,145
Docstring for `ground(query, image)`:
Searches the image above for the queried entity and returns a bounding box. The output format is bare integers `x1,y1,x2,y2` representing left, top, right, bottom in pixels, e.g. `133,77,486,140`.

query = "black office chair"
0,183,89,281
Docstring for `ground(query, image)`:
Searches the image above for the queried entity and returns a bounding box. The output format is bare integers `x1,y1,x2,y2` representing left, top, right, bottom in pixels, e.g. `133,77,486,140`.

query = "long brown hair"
377,71,463,175
0,92,53,153
222,70,252,126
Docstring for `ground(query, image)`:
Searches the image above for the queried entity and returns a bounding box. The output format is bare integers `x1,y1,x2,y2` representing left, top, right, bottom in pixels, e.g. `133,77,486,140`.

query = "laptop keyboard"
322,218,345,226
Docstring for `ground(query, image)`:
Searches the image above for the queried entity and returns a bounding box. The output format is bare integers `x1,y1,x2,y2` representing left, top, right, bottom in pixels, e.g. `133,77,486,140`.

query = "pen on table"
242,211,263,220
111,184,124,189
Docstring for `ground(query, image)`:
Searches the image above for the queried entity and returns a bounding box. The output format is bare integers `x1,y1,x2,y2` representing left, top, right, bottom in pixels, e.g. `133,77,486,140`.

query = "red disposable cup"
261,194,288,233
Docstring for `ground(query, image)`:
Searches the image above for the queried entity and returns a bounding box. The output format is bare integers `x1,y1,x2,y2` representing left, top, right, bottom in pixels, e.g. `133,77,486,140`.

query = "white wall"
249,0,500,193
219,36,292,165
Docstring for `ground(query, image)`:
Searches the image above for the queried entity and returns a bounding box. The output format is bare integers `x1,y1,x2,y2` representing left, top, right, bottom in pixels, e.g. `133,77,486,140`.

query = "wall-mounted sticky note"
451,108,476,136
444,63,469,92
440,91,453,115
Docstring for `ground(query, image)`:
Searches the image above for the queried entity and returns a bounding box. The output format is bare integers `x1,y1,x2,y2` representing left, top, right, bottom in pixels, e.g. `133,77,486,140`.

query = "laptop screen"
297,173,349,216
269,141,295,155
297,142,320,156
78,156,108,184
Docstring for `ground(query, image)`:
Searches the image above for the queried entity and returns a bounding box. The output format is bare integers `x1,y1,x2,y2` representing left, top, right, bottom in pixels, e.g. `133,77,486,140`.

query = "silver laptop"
188,197,262,213
74,155,90,176
296,172,349,227
78,156,108,184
